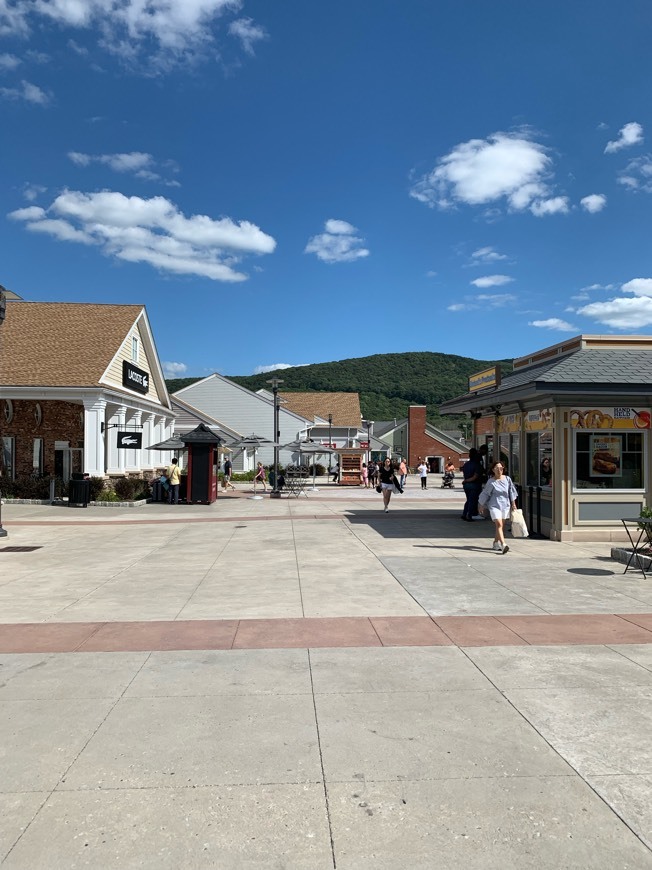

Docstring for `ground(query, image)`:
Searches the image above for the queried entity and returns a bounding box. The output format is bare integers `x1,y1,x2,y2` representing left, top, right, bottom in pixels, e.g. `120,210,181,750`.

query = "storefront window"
526,432,553,487
498,434,521,483
575,431,644,490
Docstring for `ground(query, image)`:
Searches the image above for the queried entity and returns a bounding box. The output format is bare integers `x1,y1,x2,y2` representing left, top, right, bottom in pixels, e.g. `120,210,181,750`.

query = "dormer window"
131,335,139,362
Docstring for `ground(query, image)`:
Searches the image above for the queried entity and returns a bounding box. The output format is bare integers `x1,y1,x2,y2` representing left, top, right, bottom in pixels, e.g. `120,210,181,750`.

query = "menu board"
590,435,622,477
497,413,521,434
524,409,553,431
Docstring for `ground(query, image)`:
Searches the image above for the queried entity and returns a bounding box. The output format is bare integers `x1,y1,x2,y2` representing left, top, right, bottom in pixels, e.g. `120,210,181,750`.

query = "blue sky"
2,1,652,379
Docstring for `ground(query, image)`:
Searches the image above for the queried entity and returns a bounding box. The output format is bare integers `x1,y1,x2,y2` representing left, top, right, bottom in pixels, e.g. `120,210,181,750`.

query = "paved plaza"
2,477,652,868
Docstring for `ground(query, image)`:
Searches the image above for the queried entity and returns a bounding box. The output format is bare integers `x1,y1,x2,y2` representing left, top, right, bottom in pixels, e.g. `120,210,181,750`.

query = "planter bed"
611,546,652,573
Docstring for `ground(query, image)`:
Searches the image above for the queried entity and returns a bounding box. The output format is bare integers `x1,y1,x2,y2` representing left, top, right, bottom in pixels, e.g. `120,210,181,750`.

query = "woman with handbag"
478,460,517,554
377,457,399,512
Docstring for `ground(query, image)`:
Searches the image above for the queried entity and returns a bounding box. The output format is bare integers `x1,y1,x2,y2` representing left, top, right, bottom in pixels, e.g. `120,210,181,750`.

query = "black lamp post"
328,413,333,474
267,376,283,498
0,289,7,537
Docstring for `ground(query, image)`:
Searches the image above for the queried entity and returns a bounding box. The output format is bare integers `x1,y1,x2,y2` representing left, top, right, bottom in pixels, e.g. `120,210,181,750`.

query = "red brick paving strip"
496,614,652,645
1,614,652,653
434,616,529,647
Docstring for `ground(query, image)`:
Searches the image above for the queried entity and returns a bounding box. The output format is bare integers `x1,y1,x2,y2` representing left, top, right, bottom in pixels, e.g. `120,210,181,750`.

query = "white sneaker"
384,507,389,513
472,515,485,520
492,542,502,552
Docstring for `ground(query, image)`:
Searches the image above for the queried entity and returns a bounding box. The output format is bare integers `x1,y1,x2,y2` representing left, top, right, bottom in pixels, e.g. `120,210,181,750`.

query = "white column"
83,397,107,477
125,409,142,471
116,406,127,473
144,413,156,471
105,405,120,473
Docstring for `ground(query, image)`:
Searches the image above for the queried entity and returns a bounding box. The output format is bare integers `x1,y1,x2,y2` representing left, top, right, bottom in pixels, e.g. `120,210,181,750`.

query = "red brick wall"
1,400,83,477
475,416,495,436
407,406,468,470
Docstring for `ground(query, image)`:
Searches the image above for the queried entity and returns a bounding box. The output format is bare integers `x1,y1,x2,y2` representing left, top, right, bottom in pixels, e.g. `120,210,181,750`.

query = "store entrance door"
54,447,84,482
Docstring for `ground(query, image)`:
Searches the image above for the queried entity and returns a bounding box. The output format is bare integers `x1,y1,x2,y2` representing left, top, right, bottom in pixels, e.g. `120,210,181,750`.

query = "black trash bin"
152,480,165,502
68,478,90,508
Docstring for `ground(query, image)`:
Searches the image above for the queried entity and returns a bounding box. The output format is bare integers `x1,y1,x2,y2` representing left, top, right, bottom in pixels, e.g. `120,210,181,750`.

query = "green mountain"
166,351,511,430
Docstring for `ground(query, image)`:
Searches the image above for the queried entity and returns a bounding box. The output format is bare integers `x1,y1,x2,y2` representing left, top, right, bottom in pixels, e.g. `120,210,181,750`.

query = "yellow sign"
497,413,521,433
569,407,651,430
524,408,553,431
469,366,500,393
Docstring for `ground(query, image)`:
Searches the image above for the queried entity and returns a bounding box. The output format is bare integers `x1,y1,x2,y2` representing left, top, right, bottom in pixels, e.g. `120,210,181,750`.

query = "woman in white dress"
478,460,517,554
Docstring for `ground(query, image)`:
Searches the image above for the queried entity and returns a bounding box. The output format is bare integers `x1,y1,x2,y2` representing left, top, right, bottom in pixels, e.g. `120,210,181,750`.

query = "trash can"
152,480,165,502
68,478,90,508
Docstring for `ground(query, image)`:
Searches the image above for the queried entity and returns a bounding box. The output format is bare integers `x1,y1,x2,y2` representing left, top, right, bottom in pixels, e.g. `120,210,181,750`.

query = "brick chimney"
408,405,427,467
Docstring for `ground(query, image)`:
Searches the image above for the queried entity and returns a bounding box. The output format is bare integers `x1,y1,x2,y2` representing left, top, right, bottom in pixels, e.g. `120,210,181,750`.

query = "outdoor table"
621,518,652,578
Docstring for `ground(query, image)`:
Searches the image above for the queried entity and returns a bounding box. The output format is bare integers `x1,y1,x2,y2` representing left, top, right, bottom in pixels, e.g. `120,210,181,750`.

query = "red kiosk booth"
180,424,222,505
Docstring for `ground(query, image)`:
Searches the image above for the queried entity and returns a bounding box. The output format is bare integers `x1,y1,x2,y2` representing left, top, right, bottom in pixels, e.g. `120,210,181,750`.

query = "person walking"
398,457,408,490
478,460,518,554
254,461,267,492
166,457,181,505
361,463,369,488
223,457,236,491
417,459,428,489
331,462,340,484
378,457,398,512
461,447,482,521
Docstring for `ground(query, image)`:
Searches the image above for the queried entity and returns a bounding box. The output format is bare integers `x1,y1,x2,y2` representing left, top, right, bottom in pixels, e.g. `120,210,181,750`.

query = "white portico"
1,301,175,481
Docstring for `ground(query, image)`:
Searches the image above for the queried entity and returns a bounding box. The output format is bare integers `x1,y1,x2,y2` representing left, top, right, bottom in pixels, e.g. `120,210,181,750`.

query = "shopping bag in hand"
510,508,529,538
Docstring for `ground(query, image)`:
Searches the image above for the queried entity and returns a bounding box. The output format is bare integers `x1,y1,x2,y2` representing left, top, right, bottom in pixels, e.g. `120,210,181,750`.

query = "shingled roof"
279,391,362,427
0,301,142,387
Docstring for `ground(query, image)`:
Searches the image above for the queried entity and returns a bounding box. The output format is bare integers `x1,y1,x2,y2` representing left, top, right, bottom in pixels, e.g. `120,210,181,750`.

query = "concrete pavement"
1,477,652,867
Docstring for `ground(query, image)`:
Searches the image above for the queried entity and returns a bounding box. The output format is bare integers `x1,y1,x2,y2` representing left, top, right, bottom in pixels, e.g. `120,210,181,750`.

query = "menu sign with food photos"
570,408,651,430
591,436,622,477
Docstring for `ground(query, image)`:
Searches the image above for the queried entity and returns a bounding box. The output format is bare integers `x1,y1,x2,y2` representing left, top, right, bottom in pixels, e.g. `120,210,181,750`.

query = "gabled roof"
1,301,143,388
441,346,652,413
171,395,241,440
373,419,408,438
279,391,362,427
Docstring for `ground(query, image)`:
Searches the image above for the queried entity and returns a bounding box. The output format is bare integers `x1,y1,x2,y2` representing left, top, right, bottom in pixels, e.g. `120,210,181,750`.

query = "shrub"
3,476,50,499
96,489,120,502
114,478,138,501
88,476,105,501
309,463,327,476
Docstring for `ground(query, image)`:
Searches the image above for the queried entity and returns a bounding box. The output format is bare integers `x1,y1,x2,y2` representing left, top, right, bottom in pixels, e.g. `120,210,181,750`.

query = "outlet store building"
440,334,652,541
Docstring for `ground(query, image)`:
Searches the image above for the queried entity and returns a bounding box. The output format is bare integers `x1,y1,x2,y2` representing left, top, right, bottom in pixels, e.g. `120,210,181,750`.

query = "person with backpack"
478,460,517,554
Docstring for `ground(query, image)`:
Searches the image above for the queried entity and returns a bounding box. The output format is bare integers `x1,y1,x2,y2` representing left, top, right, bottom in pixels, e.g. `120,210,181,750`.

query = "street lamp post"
328,414,333,474
267,377,283,498
0,289,7,537
366,420,373,466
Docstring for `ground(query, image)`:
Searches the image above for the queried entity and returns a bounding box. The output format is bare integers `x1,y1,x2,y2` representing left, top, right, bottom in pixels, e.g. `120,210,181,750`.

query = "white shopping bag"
511,508,529,538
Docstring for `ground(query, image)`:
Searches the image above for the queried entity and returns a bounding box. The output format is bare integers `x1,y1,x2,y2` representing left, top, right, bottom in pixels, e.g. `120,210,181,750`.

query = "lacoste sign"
122,360,150,395
117,431,143,449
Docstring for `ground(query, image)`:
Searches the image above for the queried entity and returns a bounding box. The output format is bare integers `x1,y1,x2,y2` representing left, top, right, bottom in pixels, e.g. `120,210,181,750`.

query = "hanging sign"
570,407,651,430
122,360,149,394
117,431,142,449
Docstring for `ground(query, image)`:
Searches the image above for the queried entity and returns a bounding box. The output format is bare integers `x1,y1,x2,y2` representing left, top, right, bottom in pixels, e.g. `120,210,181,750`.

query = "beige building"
0,301,175,480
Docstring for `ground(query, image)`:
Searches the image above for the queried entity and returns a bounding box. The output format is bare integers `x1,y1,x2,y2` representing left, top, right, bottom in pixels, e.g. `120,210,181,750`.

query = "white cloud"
163,361,187,377
529,318,577,332
470,246,507,264
23,183,47,201
604,122,643,154
580,194,607,213
0,52,20,69
617,156,652,193
0,0,263,70
409,130,568,218
68,150,180,185
0,79,50,104
425,270,437,278
305,219,369,263
622,278,652,297
575,278,652,328
578,297,652,329
470,274,514,288
8,189,276,282
529,196,569,217
447,293,516,312
253,363,297,374
228,17,267,55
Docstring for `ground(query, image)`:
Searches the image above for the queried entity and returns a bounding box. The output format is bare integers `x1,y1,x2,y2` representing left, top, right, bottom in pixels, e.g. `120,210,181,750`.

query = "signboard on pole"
117,431,143,449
